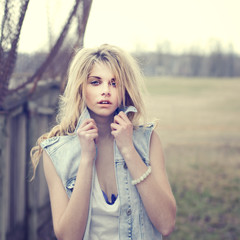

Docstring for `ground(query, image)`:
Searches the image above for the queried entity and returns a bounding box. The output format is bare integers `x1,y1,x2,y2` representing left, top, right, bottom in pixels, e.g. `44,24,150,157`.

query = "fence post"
26,108,39,240
0,113,8,240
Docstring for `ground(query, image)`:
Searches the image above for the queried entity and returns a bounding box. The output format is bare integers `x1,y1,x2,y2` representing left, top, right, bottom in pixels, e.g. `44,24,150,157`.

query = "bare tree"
0,0,93,109
0,0,29,107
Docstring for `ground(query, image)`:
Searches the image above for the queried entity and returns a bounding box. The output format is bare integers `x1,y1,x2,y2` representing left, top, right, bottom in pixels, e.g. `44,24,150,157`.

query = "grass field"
145,77,240,240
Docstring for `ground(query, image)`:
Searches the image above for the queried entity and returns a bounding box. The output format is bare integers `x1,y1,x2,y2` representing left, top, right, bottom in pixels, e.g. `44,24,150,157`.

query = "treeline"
14,49,240,78
134,51,240,77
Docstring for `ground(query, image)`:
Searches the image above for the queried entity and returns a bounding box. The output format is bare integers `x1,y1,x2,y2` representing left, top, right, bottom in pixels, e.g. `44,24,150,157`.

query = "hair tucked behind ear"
30,44,147,180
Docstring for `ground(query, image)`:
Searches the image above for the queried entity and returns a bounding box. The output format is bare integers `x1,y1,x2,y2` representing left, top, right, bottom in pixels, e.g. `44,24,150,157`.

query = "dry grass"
145,77,240,240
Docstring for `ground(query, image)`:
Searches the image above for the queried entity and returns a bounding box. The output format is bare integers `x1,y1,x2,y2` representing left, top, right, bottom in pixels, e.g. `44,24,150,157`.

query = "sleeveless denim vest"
41,106,162,240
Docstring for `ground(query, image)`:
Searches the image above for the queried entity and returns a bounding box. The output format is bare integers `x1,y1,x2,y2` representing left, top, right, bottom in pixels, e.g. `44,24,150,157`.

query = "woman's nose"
101,83,111,96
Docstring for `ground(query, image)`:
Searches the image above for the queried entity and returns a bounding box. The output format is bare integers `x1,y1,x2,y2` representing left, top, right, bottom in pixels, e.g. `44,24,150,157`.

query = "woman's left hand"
111,111,134,155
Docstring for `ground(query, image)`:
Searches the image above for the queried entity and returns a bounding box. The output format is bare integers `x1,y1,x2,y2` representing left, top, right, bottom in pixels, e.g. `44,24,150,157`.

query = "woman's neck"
89,110,114,139
96,120,113,139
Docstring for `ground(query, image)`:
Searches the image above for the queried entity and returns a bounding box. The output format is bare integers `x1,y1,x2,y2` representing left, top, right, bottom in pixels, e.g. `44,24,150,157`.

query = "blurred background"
0,0,239,239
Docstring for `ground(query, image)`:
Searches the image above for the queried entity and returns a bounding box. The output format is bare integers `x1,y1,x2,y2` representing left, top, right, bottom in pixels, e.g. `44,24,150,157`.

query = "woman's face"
85,62,122,118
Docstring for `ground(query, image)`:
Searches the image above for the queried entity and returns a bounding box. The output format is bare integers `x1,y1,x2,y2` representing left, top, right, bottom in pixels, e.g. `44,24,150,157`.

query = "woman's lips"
97,100,112,104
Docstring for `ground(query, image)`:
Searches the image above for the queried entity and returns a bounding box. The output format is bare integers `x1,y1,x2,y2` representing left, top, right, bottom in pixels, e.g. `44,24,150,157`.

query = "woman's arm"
111,112,176,236
43,119,98,240
129,131,176,236
43,151,93,240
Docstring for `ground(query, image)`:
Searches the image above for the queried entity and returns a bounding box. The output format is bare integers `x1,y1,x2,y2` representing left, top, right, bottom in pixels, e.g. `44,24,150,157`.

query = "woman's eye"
91,80,100,85
110,80,117,87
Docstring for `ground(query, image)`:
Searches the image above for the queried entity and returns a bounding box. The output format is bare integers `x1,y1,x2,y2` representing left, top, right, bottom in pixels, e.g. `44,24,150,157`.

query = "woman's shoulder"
134,122,155,135
132,123,155,151
40,133,77,152
41,133,81,189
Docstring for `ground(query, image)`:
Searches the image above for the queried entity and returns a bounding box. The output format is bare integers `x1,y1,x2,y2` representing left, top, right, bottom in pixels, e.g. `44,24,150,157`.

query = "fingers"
118,111,131,121
77,119,98,136
77,119,98,142
78,129,98,140
110,123,119,136
113,111,130,125
79,119,97,130
111,111,133,136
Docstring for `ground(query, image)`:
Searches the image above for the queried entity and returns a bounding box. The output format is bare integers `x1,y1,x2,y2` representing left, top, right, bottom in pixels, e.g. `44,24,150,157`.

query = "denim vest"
41,106,162,240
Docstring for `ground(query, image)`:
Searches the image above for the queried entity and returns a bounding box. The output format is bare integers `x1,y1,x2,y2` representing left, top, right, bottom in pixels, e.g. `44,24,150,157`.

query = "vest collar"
75,105,137,132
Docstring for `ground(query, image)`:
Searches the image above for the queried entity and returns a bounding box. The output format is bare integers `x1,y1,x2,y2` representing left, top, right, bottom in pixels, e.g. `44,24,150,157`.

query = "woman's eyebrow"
88,75,101,79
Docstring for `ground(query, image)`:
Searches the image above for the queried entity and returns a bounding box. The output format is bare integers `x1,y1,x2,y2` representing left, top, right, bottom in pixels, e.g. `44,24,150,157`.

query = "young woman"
31,44,176,240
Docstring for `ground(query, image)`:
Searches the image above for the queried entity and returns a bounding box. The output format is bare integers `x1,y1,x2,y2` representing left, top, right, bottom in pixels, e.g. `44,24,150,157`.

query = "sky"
18,0,240,54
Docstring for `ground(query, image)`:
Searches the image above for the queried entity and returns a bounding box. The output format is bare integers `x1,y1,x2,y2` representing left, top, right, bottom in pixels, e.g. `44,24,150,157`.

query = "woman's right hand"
77,119,98,162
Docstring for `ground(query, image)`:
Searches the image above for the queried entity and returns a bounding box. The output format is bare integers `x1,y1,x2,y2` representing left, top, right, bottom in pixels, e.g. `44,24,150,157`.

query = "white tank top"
89,168,119,240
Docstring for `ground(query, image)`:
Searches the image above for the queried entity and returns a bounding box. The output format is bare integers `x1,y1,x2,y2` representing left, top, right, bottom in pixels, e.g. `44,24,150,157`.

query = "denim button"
123,162,128,169
126,208,132,216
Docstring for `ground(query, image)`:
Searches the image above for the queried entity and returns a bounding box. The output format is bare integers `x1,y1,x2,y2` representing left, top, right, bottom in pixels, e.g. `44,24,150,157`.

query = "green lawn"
145,77,240,240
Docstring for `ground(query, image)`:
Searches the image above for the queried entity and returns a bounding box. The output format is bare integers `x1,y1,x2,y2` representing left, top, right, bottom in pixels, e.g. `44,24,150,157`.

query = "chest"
95,140,118,200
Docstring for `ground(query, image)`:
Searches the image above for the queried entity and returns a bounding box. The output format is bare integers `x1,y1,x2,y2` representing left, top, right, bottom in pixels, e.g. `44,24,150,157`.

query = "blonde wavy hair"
30,44,147,179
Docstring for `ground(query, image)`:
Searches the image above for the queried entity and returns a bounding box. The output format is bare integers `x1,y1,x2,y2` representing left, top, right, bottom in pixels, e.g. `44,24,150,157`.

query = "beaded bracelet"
131,166,152,185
